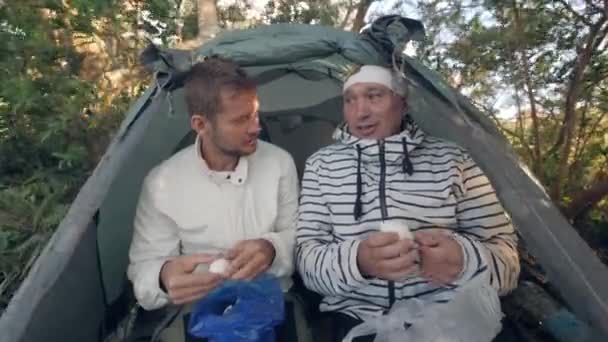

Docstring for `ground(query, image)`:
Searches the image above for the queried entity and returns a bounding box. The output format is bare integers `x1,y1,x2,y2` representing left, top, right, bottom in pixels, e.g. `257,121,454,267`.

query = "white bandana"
343,65,407,96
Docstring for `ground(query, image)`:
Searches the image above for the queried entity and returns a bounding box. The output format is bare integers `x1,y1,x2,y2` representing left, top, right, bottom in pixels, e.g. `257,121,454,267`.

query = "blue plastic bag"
188,274,285,342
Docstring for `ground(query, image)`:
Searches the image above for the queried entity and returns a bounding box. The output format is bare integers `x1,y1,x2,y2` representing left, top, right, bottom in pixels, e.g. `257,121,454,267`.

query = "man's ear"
191,114,208,135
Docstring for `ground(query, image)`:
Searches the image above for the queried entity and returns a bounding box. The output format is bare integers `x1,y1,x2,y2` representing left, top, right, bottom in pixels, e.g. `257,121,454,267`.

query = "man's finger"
179,253,218,272
366,232,400,248
225,249,255,276
414,231,445,247
225,240,248,260
167,272,223,290
231,254,266,280
374,240,416,259
418,244,447,261
385,264,420,281
169,280,218,301
378,250,418,274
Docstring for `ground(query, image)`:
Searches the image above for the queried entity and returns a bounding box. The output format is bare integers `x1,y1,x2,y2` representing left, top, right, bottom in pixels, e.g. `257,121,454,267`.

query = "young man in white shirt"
127,57,299,341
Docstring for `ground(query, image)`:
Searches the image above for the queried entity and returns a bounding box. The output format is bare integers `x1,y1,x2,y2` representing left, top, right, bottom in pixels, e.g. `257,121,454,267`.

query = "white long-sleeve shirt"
127,138,299,310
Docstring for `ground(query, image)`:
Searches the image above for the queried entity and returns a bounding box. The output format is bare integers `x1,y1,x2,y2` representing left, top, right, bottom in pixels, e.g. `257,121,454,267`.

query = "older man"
296,65,520,341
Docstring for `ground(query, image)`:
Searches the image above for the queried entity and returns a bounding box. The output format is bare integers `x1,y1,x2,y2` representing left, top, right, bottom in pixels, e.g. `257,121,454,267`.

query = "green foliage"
0,0,148,312
264,0,341,26
417,0,608,207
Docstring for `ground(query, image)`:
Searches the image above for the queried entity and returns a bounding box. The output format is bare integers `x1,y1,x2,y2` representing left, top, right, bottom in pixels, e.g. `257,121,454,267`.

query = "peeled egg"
208,258,231,274
380,220,413,240
193,263,209,274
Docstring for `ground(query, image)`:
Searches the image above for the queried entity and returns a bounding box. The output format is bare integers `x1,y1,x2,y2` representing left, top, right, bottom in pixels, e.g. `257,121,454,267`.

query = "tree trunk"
351,0,372,33
521,59,541,171
174,0,186,43
340,0,356,29
564,179,608,219
197,0,218,41
512,2,542,177
178,0,219,49
550,18,608,200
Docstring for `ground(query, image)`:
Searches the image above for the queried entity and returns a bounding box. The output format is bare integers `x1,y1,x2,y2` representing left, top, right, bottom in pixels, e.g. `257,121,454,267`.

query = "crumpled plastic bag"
188,273,285,342
343,275,503,342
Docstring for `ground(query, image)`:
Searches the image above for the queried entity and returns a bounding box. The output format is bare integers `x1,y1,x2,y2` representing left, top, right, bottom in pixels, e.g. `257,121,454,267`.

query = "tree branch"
556,0,593,25
178,0,218,49
591,20,608,52
550,20,604,155
549,18,608,157
577,110,608,161
351,0,372,33
564,179,608,219
568,97,592,186
340,0,355,29
486,108,536,162
550,16,608,199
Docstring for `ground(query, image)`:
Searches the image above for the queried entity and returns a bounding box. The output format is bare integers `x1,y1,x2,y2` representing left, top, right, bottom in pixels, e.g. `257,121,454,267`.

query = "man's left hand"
225,239,276,280
415,230,464,285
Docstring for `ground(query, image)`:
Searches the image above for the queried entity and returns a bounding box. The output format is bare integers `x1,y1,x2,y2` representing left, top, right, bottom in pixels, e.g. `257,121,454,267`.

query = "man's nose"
248,115,261,135
354,99,370,119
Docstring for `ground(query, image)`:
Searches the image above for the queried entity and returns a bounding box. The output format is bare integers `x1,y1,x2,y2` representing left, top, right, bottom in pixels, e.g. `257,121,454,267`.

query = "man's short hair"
184,57,256,118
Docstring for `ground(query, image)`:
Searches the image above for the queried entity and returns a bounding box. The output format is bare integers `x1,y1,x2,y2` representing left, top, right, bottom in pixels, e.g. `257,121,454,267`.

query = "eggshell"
380,220,413,240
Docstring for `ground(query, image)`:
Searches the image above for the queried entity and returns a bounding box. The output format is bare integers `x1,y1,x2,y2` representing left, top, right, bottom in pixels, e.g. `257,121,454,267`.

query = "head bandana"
343,65,407,96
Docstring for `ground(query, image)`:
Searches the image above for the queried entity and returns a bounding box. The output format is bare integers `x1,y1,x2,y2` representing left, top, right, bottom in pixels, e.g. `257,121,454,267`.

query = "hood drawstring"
402,137,414,175
354,144,363,220
353,139,414,220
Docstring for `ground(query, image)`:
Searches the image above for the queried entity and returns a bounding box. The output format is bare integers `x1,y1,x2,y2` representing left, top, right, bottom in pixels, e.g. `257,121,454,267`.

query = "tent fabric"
1,16,608,342
105,17,608,337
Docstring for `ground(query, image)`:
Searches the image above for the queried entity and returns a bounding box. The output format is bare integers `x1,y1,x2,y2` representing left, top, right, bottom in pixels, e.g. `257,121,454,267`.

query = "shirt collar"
195,136,249,186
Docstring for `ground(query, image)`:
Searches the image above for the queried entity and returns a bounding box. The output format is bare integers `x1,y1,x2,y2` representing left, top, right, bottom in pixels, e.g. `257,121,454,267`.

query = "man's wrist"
449,233,468,281
260,238,277,263
355,242,372,278
159,260,170,293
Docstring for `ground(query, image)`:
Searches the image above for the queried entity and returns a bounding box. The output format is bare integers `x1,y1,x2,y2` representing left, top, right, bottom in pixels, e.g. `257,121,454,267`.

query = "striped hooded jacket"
295,118,520,319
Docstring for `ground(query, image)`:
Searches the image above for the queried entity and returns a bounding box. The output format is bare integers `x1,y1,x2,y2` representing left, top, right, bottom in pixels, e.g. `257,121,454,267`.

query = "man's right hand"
357,232,418,281
160,254,224,305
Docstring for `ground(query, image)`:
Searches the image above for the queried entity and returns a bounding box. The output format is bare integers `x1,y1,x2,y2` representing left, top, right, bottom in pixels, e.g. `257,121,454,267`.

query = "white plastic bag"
343,275,503,342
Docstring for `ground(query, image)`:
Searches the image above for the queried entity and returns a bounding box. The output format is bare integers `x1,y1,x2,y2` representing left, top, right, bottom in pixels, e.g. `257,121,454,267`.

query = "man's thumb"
181,253,216,272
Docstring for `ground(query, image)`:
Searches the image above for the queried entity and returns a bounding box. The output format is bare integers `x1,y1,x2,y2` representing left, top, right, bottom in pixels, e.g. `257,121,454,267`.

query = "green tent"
1,16,607,342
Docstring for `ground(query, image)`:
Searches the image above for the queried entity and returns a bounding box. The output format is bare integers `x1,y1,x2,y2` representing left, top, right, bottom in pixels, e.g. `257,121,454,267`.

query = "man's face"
194,88,261,157
343,83,406,140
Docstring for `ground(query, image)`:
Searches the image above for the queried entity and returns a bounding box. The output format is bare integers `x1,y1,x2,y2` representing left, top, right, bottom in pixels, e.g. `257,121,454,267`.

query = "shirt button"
227,175,231,180
238,178,242,183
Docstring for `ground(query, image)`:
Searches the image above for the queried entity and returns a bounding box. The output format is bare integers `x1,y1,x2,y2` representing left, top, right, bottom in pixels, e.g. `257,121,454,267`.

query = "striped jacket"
295,119,520,319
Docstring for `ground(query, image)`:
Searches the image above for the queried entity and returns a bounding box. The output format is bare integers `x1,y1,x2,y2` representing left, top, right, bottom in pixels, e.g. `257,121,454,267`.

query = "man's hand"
160,254,224,305
225,239,276,280
357,232,418,281
415,230,464,285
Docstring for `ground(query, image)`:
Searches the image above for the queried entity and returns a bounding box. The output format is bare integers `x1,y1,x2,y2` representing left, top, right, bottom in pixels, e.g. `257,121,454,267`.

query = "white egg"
208,258,231,274
380,220,413,240
193,263,209,274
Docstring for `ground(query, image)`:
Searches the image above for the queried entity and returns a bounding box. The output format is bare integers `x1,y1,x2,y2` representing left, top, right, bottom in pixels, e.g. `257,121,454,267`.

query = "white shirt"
127,138,299,310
